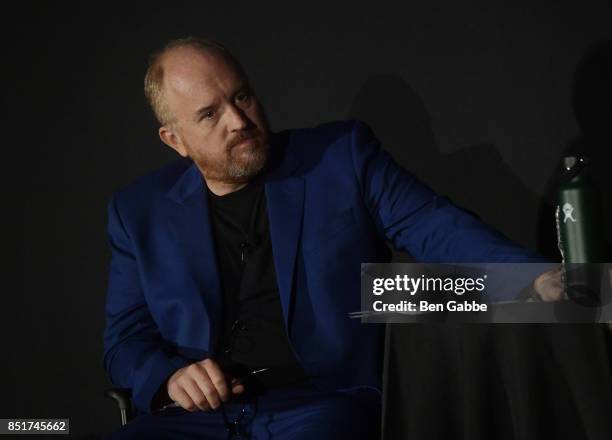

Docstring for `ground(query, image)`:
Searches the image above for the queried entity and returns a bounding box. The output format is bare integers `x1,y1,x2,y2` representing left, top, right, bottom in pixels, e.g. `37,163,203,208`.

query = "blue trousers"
105,383,381,439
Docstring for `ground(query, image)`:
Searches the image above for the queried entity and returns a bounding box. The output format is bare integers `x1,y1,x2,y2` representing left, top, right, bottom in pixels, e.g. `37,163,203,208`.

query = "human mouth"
231,135,258,150
235,138,253,148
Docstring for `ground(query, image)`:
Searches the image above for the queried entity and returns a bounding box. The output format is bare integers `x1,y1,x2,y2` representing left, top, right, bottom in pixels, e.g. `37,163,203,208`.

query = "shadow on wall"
347,74,555,259
538,39,612,260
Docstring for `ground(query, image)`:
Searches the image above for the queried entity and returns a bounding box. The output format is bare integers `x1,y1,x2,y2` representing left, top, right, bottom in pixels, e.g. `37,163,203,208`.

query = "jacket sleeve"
348,119,555,301
102,195,193,414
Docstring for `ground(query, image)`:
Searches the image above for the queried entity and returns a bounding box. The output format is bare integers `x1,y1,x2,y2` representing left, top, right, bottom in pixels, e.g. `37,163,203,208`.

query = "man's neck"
205,179,249,196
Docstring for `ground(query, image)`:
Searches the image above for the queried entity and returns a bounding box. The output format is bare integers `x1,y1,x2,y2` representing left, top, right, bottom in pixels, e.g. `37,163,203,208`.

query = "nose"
226,103,250,132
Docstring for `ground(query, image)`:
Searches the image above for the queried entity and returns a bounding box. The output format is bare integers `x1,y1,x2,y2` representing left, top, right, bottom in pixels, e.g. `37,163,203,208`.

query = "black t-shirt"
207,176,309,389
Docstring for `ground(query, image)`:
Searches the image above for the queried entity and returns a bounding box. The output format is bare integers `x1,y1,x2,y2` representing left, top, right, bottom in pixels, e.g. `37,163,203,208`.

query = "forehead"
161,47,246,113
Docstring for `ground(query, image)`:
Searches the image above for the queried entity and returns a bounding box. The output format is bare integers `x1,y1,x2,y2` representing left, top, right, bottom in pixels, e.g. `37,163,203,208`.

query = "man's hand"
533,265,566,302
166,358,245,412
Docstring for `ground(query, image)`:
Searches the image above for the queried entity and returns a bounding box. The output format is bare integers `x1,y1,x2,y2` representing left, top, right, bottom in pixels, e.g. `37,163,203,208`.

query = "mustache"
228,130,260,149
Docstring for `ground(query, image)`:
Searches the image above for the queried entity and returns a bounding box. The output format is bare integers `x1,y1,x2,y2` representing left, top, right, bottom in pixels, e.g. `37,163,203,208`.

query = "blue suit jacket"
102,120,547,414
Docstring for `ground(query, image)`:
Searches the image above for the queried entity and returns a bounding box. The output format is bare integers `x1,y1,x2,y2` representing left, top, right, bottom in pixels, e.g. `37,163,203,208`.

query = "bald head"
144,37,247,126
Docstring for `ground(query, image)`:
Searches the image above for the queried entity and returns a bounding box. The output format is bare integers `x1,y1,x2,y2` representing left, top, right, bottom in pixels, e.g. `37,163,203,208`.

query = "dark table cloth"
383,324,612,439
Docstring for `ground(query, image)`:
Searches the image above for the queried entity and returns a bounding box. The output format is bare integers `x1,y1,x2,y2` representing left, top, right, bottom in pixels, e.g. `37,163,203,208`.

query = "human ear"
159,125,188,157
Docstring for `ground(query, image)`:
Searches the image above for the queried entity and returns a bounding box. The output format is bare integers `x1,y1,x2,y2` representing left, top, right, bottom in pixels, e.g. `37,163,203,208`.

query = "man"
103,37,561,439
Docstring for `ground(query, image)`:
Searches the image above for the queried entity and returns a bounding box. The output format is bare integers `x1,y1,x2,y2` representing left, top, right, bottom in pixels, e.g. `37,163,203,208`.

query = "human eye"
236,90,252,103
201,110,215,121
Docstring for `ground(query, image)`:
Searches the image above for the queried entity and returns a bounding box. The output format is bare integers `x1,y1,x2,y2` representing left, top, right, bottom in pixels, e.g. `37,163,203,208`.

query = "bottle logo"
562,203,576,223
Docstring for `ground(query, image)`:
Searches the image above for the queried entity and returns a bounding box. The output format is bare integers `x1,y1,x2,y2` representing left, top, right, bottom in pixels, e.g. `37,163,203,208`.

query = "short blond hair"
144,36,236,126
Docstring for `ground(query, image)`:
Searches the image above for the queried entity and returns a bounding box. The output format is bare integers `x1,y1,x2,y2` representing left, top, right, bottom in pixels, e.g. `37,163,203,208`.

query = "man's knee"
257,392,382,439
104,413,181,440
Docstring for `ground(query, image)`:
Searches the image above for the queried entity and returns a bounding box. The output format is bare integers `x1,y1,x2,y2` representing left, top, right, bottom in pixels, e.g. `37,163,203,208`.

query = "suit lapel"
265,132,305,329
264,132,305,330
265,176,304,329
166,162,223,352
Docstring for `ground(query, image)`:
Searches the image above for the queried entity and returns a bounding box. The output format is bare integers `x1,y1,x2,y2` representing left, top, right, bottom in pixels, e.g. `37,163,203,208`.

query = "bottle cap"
563,156,578,170
560,155,590,182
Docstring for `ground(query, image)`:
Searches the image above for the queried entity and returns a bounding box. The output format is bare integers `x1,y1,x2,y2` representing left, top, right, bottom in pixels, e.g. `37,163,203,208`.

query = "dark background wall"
4,1,611,438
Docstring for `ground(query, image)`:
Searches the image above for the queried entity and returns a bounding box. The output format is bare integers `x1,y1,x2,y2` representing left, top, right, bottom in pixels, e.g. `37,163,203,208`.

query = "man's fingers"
183,377,213,411
227,375,246,394
170,374,211,412
168,386,198,412
169,362,219,411
201,359,231,403
190,367,222,410
533,268,566,302
167,358,244,412
231,382,245,394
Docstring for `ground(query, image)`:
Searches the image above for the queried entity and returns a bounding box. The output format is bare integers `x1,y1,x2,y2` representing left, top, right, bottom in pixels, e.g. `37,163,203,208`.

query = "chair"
104,388,133,426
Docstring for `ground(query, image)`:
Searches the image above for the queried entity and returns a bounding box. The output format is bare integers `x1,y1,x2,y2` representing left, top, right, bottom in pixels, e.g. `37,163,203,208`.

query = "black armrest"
104,388,133,426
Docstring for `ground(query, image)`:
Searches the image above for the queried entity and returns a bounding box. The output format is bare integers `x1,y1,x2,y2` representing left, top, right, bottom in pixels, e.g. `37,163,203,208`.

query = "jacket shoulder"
109,158,192,210
282,119,369,140
278,119,374,160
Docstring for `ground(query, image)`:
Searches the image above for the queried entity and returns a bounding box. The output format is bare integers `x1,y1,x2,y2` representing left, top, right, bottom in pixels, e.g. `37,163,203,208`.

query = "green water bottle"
556,155,602,306
556,156,602,263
